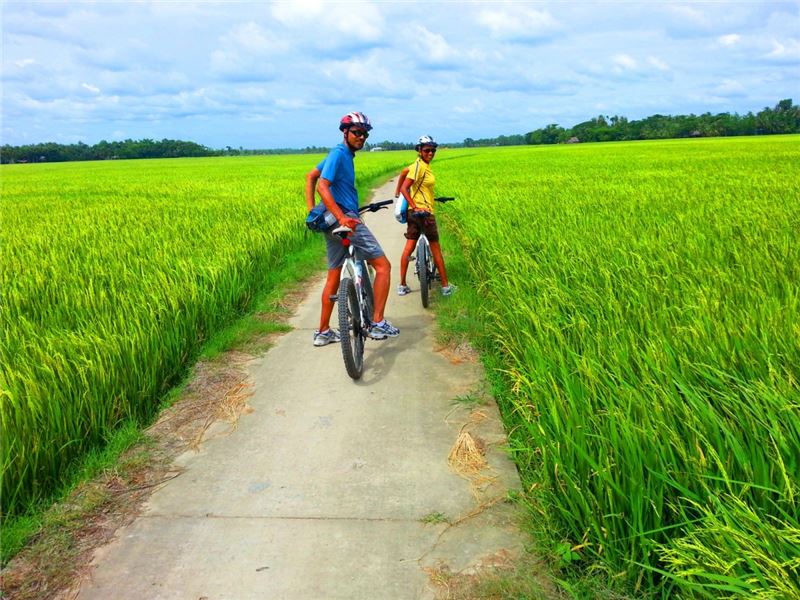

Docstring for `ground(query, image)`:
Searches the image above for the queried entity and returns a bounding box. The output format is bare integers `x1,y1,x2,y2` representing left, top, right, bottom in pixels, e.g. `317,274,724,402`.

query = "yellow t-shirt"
406,158,436,212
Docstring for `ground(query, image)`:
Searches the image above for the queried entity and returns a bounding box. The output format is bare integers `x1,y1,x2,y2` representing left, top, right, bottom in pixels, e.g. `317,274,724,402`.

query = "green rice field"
0,152,408,518
2,136,798,596
433,135,800,597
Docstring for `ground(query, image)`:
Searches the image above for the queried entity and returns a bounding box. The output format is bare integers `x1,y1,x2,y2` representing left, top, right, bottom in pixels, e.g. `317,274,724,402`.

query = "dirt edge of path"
2,259,559,600
0,279,319,600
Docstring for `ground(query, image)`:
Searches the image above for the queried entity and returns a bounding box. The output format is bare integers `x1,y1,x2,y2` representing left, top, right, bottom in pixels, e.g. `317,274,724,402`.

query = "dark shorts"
404,213,439,242
324,213,385,269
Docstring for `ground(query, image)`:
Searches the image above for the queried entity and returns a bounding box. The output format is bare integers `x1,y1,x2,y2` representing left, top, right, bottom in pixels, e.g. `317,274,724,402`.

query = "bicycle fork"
353,264,372,329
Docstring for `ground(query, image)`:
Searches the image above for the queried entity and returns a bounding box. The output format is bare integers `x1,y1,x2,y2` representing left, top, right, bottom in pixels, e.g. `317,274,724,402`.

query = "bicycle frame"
332,199,392,379
342,244,373,337
409,196,454,309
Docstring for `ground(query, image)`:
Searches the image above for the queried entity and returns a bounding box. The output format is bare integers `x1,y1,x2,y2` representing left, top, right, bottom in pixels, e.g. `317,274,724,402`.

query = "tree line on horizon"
2,99,797,164
0,138,216,164
467,98,799,147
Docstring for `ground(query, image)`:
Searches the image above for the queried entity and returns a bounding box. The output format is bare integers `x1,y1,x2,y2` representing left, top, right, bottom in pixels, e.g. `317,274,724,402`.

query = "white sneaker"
441,284,457,297
368,320,400,340
397,284,411,296
313,328,341,346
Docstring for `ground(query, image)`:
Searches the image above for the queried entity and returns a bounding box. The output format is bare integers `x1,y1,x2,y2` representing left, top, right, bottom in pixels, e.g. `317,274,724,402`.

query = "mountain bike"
333,199,393,379
411,196,455,308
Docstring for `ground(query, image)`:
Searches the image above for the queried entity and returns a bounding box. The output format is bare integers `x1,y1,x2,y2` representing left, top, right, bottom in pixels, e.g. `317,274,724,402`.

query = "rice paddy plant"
1,150,412,517
433,136,800,596
0,154,351,514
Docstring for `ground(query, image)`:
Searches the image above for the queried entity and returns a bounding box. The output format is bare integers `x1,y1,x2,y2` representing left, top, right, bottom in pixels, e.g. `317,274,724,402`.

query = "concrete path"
77,178,525,600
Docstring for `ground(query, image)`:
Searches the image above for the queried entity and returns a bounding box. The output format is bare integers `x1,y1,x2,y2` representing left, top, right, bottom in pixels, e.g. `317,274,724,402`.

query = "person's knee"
371,256,391,274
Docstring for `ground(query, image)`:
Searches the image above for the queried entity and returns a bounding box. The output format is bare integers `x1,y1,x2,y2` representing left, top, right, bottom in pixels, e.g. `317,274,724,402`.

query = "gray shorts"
324,213,385,269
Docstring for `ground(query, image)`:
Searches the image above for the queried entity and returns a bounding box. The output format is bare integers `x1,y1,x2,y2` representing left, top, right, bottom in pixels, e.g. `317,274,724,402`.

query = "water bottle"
323,210,337,229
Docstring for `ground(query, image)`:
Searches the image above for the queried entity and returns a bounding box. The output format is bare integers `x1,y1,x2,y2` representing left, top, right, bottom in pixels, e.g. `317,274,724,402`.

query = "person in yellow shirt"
396,135,456,296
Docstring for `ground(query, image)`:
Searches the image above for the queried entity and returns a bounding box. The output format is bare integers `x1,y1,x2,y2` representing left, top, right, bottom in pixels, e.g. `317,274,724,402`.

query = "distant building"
370,146,384,152
567,137,580,144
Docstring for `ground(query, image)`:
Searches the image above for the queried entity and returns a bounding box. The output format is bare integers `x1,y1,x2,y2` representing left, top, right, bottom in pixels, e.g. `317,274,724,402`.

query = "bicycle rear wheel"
338,277,364,379
418,240,431,308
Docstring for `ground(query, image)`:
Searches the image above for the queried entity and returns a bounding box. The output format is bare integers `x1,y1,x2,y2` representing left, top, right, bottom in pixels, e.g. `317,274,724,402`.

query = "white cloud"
418,27,456,63
666,4,710,28
331,2,384,40
719,34,741,47
274,97,314,110
716,79,746,95
766,39,800,61
208,21,289,81
453,99,484,115
322,53,400,97
224,22,287,54
1,0,797,148
404,25,464,68
648,56,670,71
269,0,325,26
613,54,638,71
477,5,559,41
660,3,768,37
269,0,382,42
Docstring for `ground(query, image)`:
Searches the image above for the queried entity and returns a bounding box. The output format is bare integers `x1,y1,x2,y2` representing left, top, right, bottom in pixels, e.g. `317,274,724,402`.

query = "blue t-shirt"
316,143,359,214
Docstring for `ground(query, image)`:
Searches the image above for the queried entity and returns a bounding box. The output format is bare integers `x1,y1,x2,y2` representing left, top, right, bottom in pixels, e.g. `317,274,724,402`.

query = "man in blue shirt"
304,112,400,346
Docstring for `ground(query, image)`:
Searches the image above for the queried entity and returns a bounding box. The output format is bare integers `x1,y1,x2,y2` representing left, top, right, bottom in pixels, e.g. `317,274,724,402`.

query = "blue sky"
2,1,798,149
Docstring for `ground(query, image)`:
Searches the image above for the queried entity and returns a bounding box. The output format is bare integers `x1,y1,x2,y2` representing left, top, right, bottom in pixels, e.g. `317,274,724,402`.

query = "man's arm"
305,167,321,211
318,178,360,229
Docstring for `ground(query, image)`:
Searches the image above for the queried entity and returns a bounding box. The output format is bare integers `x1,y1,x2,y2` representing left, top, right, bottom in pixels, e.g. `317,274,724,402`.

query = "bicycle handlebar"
358,199,394,213
411,196,456,219
333,199,394,237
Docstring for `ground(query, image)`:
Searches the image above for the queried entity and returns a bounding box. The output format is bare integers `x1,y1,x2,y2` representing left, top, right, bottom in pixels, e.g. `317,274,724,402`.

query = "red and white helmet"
339,111,373,132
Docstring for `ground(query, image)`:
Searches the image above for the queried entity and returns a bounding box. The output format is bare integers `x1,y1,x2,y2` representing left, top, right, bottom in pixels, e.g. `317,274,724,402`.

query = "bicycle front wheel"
338,276,364,379
418,240,430,308
359,260,375,323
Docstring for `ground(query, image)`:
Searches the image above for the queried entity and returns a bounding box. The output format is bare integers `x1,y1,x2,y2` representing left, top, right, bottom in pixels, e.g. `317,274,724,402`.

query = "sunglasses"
421,148,436,154
348,129,369,139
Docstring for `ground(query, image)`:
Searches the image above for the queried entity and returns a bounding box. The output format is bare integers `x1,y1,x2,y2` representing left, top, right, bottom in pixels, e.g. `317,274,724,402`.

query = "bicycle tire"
338,277,364,379
418,239,430,308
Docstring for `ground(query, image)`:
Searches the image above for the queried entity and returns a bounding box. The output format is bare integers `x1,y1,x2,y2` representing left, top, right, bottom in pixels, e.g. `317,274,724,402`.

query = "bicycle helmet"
339,111,373,132
415,134,438,150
